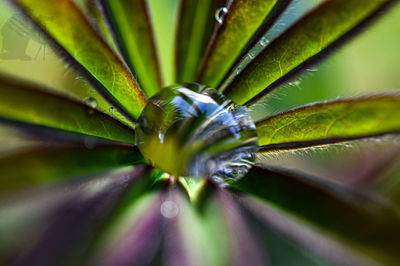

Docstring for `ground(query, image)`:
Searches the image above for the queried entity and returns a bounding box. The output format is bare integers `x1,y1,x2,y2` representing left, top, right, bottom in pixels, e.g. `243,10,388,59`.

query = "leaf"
232,166,400,264
78,0,120,53
88,192,164,266
224,0,398,105
0,145,144,197
146,0,180,86
175,0,225,83
13,0,147,119
172,186,230,266
1,166,147,266
0,75,136,144
101,0,162,97
216,190,266,265
256,94,400,150
241,196,378,265
198,0,291,88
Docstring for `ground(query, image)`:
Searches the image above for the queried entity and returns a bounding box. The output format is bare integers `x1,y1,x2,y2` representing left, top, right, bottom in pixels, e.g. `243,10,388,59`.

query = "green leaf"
101,0,162,97
78,0,120,52
0,75,136,144
232,166,400,264
256,94,400,150
0,145,145,197
198,0,290,88
173,187,230,266
147,0,180,86
224,0,397,105
175,0,225,83
13,0,147,119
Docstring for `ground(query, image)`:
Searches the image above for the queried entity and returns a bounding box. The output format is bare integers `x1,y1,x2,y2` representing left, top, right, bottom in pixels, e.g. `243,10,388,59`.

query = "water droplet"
160,200,179,218
109,106,115,114
288,79,301,86
259,37,270,47
248,52,255,59
215,7,228,24
84,97,98,109
136,83,259,183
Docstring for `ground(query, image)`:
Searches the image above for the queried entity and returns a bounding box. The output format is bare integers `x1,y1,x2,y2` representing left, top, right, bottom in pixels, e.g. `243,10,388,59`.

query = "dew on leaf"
83,97,98,109
136,83,259,183
215,7,228,24
109,106,115,114
259,36,270,47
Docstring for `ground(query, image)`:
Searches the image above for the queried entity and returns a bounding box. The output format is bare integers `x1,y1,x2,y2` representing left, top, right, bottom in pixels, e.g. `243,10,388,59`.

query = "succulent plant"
0,0,400,265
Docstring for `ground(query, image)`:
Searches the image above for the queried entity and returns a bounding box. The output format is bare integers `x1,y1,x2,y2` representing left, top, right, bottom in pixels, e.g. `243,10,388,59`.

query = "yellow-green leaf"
102,0,162,97
176,0,225,83
198,0,289,88
256,95,400,150
13,0,147,119
225,0,397,105
0,76,135,144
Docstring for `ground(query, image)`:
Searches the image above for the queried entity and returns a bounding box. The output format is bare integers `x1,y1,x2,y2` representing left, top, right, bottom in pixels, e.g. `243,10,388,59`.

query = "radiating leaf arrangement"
0,0,400,265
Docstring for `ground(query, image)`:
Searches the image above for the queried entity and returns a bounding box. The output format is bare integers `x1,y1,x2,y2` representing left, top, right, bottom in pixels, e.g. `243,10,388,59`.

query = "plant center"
136,83,258,183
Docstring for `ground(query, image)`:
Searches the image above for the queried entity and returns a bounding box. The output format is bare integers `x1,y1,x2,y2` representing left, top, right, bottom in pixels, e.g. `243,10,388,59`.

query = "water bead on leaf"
136,83,258,183
215,7,228,24
83,97,98,108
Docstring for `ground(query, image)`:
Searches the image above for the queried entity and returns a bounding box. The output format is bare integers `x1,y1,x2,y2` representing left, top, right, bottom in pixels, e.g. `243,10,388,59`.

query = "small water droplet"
215,7,228,24
248,52,255,59
259,37,270,47
160,200,179,219
84,97,98,109
288,79,301,86
109,106,115,114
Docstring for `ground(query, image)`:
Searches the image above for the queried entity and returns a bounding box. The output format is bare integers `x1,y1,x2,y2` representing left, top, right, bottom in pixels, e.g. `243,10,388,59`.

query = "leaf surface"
225,0,397,105
175,0,225,83
13,0,147,119
1,166,146,266
256,95,400,150
0,145,144,197
198,0,290,88
0,76,135,144
232,166,400,264
101,0,162,97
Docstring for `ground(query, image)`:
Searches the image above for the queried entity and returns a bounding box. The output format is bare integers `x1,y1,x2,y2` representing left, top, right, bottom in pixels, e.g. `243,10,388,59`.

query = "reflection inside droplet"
136,83,259,183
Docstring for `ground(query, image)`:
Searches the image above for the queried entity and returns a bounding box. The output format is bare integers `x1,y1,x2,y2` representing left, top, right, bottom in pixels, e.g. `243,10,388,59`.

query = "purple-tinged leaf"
232,166,400,264
0,166,148,266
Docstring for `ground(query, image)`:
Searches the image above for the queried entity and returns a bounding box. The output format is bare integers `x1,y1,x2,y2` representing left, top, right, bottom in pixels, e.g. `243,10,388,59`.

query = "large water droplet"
136,83,258,183
215,7,228,24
